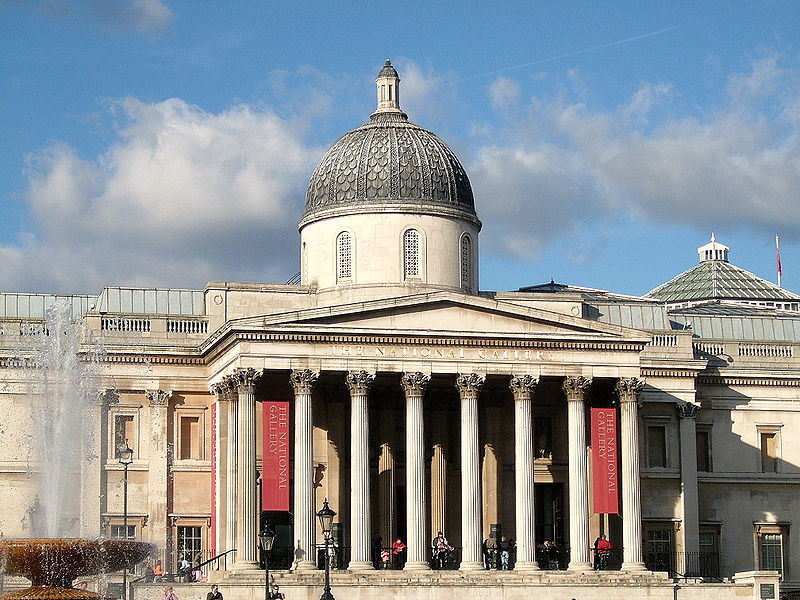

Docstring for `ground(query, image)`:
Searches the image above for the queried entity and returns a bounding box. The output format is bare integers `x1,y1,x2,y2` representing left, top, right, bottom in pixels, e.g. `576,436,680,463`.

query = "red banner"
591,408,619,514
210,403,217,554
262,401,291,511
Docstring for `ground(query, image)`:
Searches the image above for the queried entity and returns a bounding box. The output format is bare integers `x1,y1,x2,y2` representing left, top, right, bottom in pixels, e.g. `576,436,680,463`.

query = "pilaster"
678,401,700,572
219,376,239,556
145,389,171,556
455,373,484,571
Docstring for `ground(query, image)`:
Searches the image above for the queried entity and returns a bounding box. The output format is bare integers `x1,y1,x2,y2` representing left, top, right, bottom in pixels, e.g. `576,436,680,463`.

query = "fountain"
1,301,153,600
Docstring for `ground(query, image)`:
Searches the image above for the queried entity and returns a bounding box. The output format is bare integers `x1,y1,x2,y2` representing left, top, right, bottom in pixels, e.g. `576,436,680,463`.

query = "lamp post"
258,524,276,600
118,441,134,600
316,499,336,600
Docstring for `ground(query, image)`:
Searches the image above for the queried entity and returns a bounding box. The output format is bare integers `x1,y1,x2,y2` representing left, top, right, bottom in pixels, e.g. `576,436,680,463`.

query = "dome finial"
698,234,729,263
375,58,402,115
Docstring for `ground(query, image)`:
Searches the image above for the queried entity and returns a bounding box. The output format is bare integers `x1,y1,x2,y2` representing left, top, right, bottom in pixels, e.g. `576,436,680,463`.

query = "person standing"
162,587,178,600
497,536,511,570
268,584,285,600
206,585,223,600
391,538,407,569
482,532,497,569
594,534,612,570
431,531,451,570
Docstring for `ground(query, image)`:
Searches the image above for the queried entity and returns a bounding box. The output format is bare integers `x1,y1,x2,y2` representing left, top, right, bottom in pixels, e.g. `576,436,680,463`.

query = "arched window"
461,235,472,290
337,231,352,281
403,229,420,278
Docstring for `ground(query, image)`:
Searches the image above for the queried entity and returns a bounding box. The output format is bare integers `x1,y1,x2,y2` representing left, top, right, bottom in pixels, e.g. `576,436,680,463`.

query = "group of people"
482,533,515,570
371,536,408,569
161,584,285,600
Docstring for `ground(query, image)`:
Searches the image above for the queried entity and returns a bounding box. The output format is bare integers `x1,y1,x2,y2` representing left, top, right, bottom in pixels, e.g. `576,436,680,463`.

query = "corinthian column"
146,389,171,557
510,375,540,571
346,370,375,570
218,376,238,556
617,377,646,571
231,368,263,569
678,402,700,574
563,376,591,571
456,373,484,571
290,369,319,570
401,372,431,570
209,382,228,555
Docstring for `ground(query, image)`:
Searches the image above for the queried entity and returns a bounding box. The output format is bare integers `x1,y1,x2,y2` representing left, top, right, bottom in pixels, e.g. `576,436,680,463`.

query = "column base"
459,560,485,571
513,561,541,572
403,561,431,571
567,561,592,572
622,561,648,572
231,560,260,571
294,560,317,571
348,560,375,571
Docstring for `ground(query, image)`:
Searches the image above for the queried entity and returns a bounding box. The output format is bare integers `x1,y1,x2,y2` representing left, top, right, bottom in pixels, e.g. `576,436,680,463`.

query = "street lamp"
258,524,276,600
118,441,134,600
316,499,336,600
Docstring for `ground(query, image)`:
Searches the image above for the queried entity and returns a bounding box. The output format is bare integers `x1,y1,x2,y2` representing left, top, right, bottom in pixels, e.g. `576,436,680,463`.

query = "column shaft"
291,369,318,570
456,373,484,571
347,371,374,570
232,368,262,569
223,381,238,555
564,377,591,571
402,372,430,570
146,390,171,559
510,375,539,570
618,378,646,570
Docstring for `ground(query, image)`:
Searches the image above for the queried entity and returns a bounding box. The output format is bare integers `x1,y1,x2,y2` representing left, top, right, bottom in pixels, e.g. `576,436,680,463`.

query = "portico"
208,292,651,573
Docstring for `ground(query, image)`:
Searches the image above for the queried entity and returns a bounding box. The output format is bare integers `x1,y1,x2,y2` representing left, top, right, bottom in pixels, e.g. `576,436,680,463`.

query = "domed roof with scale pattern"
300,60,478,228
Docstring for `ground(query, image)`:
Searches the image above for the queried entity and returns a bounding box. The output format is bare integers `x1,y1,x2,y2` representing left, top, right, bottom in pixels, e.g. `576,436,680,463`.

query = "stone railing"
693,339,799,364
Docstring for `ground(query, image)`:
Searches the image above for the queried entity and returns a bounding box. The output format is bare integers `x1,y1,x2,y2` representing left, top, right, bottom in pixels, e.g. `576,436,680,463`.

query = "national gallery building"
1,62,798,599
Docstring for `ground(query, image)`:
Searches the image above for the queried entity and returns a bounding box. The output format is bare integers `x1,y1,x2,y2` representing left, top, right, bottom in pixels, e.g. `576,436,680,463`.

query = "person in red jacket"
594,534,612,570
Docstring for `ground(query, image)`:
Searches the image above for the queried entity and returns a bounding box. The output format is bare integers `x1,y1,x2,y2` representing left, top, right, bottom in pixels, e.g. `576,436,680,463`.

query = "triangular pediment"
224,291,649,343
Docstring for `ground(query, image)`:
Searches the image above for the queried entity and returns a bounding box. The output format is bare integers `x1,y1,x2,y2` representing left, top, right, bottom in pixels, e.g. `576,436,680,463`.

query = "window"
756,524,788,577
534,416,553,459
644,524,675,573
460,235,471,291
760,428,780,473
114,415,135,458
177,525,203,570
337,232,352,281
647,425,667,468
179,416,200,460
111,524,136,540
403,229,420,278
696,428,711,472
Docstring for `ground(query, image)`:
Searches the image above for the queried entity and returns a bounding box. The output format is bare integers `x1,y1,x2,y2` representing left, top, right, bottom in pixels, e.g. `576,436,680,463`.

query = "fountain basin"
0,539,153,600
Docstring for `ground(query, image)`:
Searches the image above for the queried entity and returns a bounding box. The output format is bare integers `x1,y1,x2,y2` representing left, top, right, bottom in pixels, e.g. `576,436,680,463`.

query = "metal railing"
644,550,721,581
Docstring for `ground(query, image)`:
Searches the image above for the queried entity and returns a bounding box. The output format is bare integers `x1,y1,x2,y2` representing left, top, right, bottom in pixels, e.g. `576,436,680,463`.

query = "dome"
300,60,478,229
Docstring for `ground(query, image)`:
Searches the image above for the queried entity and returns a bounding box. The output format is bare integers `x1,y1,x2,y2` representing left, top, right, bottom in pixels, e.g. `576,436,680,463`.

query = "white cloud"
470,55,800,264
2,98,321,292
14,0,173,32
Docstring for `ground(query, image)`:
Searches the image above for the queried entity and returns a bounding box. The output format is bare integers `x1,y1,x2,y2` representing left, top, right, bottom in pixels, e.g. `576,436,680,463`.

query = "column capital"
562,376,591,401
678,401,699,419
346,370,374,395
231,367,263,393
290,369,319,395
509,374,539,400
209,380,231,400
401,371,430,396
145,389,171,407
98,389,119,406
616,377,645,404
455,372,484,399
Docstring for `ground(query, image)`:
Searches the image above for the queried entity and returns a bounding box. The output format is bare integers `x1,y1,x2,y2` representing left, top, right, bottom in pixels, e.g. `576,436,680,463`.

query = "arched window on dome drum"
461,235,472,291
337,231,353,281
404,229,420,279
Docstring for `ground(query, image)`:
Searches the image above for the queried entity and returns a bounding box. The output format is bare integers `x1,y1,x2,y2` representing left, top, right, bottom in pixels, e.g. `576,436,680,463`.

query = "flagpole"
776,234,782,288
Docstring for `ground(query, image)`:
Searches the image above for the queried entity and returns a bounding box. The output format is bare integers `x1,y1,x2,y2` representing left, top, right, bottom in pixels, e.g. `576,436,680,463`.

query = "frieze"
330,344,566,362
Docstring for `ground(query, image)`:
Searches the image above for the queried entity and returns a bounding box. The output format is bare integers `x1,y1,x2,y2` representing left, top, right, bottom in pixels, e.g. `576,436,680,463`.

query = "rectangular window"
114,415,135,458
647,425,667,468
644,525,675,573
179,416,200,460
177,525,203,570
111,524,136,540
761,431,779,473
696,429,711,472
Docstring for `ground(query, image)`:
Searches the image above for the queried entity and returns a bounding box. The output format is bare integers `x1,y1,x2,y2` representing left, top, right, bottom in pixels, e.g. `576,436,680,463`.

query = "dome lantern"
374,59,404,116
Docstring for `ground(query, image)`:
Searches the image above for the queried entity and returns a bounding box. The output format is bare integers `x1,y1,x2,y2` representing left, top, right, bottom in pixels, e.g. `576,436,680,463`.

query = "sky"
1,0,800,298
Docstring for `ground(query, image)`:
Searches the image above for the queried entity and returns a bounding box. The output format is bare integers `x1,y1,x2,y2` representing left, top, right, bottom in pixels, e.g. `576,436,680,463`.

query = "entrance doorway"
535,483,565,567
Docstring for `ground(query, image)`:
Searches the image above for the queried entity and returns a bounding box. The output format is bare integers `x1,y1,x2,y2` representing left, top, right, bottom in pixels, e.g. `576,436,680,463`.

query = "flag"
776,234,783,287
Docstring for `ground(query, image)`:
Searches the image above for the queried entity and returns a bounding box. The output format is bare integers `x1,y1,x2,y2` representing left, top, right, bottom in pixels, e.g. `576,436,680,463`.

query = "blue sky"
2,0,799,297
